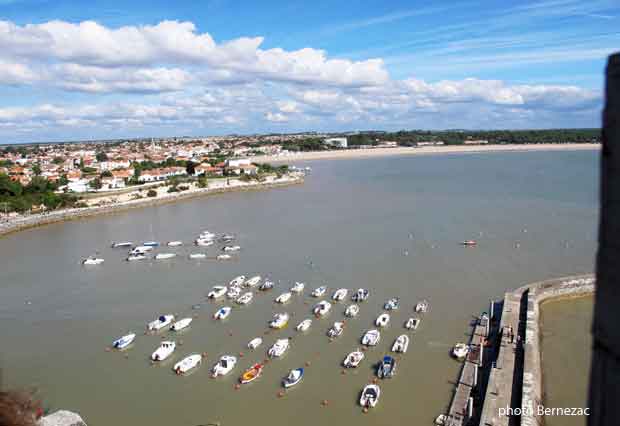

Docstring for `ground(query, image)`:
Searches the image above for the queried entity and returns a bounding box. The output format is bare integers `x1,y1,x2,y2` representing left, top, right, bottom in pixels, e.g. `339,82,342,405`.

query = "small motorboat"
452,343,470,360
259,280,275,291
170,317,193,331
208,286,228,299
227,286,242,299
213,306,232,320
155,253,176,260
269,313,289,329
282,368,304,388
83,257,104,265
461,240,477,246
217,254,232,260
313,301,332,317
290,282,305,293
199,230,216,240
332,288,348,302
377,355,397,379
189,253,207,259
229,275,246,287
223,245,241,252
352,288,370,302
268,338,290,358
196,239,214,247
173,354,202,375
142,241,160,247
415,300,429,313
296,319,312,332
275,292,292,304
434,414,448,425
392,335,409,353
148,314,175,331
345,304,360,318
126,254,147,261
112,333,136,350
245,275,261,287
240,363,264,384
220,234,236,242
327,321,344,338
343,350,364,368
151,341,175,361
111,242,132,248
131,245,153,254
362,329,381,346
375,313,390,328
405,318,420,330
311,286,327,297
360,384,381,408
384,298,400,311
211,355,237,377
236,292,253,305
167,241,183,247
248,337,263,349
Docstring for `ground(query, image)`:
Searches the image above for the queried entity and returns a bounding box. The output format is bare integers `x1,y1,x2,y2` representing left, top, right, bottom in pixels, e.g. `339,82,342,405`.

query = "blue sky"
0,0,617,142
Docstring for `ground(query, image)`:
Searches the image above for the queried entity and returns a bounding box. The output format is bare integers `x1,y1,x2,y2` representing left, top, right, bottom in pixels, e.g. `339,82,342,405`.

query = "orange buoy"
363,407,369,414
239,352,244,357
202,352,208,357
305,361,311,367
277,391,285,398
372,378,378,384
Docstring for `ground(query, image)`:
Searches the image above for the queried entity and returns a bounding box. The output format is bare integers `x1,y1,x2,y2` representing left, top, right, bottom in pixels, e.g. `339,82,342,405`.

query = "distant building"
226,158,252,168
417,141,445,147
463,140,489,145
324,137,348,148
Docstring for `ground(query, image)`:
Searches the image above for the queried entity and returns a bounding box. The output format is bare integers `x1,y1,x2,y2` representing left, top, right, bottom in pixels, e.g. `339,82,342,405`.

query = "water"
0,151,598,425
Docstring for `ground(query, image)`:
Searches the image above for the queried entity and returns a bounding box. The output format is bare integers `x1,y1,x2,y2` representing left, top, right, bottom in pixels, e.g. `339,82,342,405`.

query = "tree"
52,157,65,165
31,163,42,176
101,170,113,178
96,151,108,162
147,189,157,197
186,161,196,176
89,177,102,190
197,176,208,188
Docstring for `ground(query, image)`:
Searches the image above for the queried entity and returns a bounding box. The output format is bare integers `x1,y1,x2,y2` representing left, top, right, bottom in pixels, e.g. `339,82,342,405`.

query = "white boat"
275,292,292,304
189,253,207,259
405,318,420,330
173,354,202,374
229,275,246,287
269,313,289,329
155,253,176,260
296,319,312,332
332,288,348,301
220,234,235,242
199,231,216,240
360,384,381,408
142,241,160,247
377,355,397,379
170,317,193,331
290,282,305,293
83,257,104,265
434,414,448,425
345,304,360,318
208,286,228,299
392,335,409,353
148,314,175,331
245,276,262,287
313,301,331,316
127,254,147,261
268,338,290,358
227,287,242,299
343,350,364,368
327,321,344,338
384,298,400,311
111,242,132,248
282,368,304,388
236,292,253,305
415,300,430,313
352,288,370,302
167,241,183,247
362,329,381,346
223,245,241,252
260,280,275,291
375,313,390,328
248,337,263,349
452,343,470,360
311,286,327,297
151,341,175,361
196,239,214,247
112,333,136,350
211,355,237,377
217,254,232,260
131,245,153,253
213,306,232,320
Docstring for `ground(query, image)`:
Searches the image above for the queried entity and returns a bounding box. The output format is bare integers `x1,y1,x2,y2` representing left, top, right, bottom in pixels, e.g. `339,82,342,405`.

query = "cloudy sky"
0,0,618,143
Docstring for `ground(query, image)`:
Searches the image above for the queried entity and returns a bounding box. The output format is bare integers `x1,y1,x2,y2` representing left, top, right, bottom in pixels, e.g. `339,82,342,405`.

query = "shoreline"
252,143,600,163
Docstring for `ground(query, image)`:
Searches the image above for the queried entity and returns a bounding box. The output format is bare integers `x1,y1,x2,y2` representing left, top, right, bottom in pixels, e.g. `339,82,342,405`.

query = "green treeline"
0,174,78,213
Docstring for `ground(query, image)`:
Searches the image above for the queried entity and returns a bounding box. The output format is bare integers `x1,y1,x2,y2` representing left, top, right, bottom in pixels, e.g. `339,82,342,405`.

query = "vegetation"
0,174,78,213
146,189,157,197
280,138,327,152
0,390,40,426
197,176,208,188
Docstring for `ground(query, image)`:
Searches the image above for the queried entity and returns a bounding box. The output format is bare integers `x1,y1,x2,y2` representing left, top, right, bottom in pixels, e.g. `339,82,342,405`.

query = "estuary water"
0,150,598,425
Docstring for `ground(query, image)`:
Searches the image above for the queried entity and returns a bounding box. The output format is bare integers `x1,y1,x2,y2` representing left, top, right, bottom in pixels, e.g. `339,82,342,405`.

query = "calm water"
0,151,598,425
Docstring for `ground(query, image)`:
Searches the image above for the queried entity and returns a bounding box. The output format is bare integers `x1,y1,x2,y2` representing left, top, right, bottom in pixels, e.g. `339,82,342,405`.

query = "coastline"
252,143,600,163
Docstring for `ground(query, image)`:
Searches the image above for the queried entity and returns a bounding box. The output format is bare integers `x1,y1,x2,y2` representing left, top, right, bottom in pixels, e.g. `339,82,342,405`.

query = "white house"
226,158,252,168
324,137,348,148
67,179,90,193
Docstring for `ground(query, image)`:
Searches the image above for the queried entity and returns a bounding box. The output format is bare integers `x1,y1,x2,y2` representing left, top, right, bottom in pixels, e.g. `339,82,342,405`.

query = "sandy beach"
252,143,600,163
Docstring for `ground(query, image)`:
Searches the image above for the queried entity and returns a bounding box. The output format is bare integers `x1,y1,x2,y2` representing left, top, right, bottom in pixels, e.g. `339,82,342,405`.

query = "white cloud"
265,112,288,122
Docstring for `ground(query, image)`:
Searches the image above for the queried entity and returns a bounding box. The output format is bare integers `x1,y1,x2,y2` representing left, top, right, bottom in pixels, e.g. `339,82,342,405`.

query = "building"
324,137,348,148
138,167,186,183
464,140,489,145
226,158,252,168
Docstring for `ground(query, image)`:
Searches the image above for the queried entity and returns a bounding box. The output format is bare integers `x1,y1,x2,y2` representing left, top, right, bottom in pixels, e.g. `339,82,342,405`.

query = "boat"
405,318,420,330
240,363,264,384
352,288,370,302
147,314,175,331
173,354,202,374
211,355,237,377
151,341,176,361
244,276,261,287
142,241,160,247
208,286,228,299
452,343,470,360
290,282,305,293
213,306,232,320
227,287,242,299
229,275,246,287
217,254,232,260
223,245,241,252
345,304,360,318
313,301,331,316
189,253,207,259
296,319,312,332
269,313,289,329
392,335,409,353
415,300,429,313
111,242,132,248
360,384,381,408
268,338,290,358
127,254,147,261
220,234,236,242
384,298,400,310
112,333,136,350
332,288,348,301
311,286,327,297
377,355,397,379
131,245,153,253
434,414,448,425
199,231,216,239
196,239,214,247
83,257,104,265
362,329,381,346
259,280,275,291
170,317,193,331
282,368,304,388
375,313,390,327
275,292,292,304
327,321,344,338
167,241,183,247
343,350,364,368
461,240,477,246
236,292,253,305
248,337,263,349
155,253,176,260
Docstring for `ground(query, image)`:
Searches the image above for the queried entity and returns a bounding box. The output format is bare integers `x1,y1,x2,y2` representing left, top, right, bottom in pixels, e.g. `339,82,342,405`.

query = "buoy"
229,331,233,337
277,391,285,398
372,378,378,384
105,347,111,352
202,352,208,357
321,399,329,407
361,347,367,352
234,384,241,390
305,361,311,367
341,370,346,375
263,359,270,364
124,354,129,359
363,407,369,414
179,340,184,346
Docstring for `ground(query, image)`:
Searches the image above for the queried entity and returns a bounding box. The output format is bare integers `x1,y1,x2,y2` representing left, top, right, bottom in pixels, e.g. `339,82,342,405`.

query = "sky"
0,0,618,143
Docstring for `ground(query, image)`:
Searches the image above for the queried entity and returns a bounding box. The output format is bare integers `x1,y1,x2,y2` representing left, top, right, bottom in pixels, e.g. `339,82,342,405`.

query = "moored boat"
148,314,175,331
83,257,104,265
405,317,420,330
313,300,332,316
296,319,312,332
127,254,147,261
269,313,289,329
223,245,241,252
131,245,153,253
345,304,360,317
327,321,344,338
247,337,263,349
151,341,175,361
142,241,160,247
227,286,242,299
229,275,246,287
343,350,364,368
268,338,290,358
362,329,381,346
377,355,397,379
208,286,228,299
167,241,183,247
240,363,264,384
111,242,133,248
189,253,207,259
170,317,193,331
213,306,232,320
196,239,214,247
173,354,202,374
392,335,409,353
352,288,370,302
360,384,381,408
452,343,470,360
217,254,232,260
155,253,176,260
460,240,477,246
282,368,304,388
375,313,390,328
332,288,348,301
236,292,253,305
211,355,237,377
275,292,292,304
259,280,275,291
311,286,327,297
112,333,136,350
290,282,305,293
384,298,400,311
245,275,261,287
415,300,429,313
